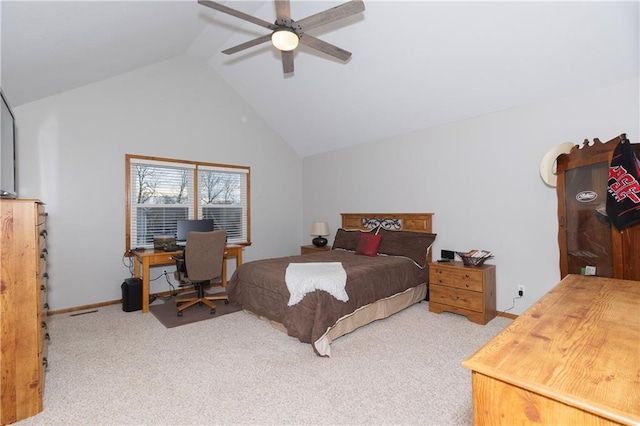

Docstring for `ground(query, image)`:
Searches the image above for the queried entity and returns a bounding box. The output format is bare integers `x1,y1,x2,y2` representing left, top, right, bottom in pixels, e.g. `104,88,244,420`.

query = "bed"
227,213,436,356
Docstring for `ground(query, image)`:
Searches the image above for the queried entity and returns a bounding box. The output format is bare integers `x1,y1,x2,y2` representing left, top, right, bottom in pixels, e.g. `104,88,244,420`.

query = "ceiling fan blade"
299,34,352,61
281,50,294,74
295,0,365,32
198,0,277,31
222,34,272,55
275,0,291,22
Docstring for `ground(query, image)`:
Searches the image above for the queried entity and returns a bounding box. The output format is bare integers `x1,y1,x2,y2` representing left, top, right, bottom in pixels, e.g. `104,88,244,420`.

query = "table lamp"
310,221,329,247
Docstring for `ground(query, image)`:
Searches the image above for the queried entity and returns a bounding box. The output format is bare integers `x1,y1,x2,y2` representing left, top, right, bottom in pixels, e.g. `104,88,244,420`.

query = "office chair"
173,230,228,317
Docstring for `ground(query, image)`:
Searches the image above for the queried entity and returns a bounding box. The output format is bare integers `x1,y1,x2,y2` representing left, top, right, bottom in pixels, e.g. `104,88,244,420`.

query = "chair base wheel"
210,309,216,315
224,300,229,305
177,311,183,317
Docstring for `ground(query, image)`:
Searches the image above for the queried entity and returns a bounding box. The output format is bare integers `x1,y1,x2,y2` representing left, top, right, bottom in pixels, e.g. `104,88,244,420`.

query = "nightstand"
428,261,496,325
301,245,330,254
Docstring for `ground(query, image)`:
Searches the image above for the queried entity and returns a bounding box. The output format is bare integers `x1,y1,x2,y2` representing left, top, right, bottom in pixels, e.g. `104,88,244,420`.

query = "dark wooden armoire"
556,133,640,280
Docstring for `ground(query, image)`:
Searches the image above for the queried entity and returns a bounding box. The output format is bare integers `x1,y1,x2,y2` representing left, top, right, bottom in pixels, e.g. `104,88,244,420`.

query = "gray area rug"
149,292,241,328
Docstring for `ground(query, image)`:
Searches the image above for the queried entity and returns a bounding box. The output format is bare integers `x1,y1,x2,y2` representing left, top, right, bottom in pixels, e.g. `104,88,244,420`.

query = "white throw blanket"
285,262,348,306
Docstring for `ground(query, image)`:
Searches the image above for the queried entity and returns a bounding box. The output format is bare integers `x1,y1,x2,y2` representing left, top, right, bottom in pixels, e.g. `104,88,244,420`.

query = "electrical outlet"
518,285,525,297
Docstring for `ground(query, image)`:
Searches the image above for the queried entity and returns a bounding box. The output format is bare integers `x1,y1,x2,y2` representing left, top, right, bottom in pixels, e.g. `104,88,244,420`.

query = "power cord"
166,271,178,297
155,270,178,301
122,251,135,276
503,292,523,312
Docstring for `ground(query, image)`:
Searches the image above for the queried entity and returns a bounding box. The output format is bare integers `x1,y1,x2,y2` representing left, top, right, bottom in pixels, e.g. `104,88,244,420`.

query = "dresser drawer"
430,266,484,292
430,283,484,312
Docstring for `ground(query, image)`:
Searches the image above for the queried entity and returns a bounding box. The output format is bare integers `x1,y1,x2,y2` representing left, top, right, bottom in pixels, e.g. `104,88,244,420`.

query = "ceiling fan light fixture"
271,29,299,51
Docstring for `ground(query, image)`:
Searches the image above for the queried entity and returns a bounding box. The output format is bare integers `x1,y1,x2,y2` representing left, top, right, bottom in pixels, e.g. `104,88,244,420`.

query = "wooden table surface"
463,274,640,425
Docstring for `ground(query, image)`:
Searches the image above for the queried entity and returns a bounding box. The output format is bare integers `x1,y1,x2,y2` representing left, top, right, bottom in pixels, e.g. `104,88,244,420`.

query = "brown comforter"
227,250,428,353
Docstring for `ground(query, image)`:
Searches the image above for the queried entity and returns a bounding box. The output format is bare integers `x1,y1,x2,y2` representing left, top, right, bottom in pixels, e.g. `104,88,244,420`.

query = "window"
125,154,250,250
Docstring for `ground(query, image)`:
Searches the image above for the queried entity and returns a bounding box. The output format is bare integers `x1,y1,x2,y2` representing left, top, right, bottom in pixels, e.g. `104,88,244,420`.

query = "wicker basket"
456,251,493,267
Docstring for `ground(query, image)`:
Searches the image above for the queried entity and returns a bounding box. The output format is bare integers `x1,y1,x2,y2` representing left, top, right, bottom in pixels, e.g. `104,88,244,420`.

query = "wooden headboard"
341,212,433,233
341,212,435,262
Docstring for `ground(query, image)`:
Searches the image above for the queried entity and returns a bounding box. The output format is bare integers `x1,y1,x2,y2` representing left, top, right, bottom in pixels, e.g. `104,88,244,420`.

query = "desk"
132,245,243,313
463,275,640,425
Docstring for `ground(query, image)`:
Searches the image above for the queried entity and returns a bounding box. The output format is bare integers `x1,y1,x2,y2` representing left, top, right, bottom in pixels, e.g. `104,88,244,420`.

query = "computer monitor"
176,219,215,243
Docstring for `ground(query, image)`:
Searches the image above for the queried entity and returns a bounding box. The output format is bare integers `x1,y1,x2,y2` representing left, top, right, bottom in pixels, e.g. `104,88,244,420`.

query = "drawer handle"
449,295,460,301
42,321,47,330
44,303,49,310
45,333,51,341
40,230,48,237
41,284,47,291
43,272,49,279
464,274,470,279
43,357,48,368
465,283,470,288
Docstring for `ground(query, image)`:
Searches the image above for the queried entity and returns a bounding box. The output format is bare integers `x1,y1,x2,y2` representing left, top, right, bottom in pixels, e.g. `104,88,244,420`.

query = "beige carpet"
17,301,512,425
149,292,241,328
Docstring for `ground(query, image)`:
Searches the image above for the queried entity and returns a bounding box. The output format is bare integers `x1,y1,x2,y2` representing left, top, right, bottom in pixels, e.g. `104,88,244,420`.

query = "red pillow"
356,233,382,257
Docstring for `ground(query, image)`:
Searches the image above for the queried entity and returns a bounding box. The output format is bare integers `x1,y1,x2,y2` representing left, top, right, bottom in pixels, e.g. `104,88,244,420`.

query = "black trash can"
121,277,142,312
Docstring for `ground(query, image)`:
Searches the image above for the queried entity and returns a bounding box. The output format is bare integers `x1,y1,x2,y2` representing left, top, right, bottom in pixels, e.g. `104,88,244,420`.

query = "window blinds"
127,156,249,248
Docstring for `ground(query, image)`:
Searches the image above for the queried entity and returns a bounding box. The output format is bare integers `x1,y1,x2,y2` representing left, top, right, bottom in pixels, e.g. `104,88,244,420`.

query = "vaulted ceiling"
2,1,638,157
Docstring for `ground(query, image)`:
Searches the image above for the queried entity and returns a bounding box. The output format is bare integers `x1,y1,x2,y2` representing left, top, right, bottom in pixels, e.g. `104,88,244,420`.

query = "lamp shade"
310,221,329,236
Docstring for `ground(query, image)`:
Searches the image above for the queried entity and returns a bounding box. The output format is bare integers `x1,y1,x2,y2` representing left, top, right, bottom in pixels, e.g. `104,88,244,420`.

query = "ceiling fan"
198,0,365,74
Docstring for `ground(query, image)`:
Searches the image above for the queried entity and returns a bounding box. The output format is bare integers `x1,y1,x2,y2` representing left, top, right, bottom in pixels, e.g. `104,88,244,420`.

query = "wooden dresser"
0,199,49,425
463,275,640,425
428,261,496,325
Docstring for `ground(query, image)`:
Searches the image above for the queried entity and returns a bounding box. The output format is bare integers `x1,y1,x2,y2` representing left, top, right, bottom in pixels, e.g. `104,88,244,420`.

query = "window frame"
125,154,251,252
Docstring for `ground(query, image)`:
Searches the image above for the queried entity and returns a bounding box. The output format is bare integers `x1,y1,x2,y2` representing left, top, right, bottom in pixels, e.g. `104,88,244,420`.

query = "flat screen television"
176,219,215,243
0,90,16,199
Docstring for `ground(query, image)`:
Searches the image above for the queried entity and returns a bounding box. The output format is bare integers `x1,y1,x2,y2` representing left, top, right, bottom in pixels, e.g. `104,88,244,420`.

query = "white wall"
15,56,303,311
303,77,640,315
13,54,639,315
